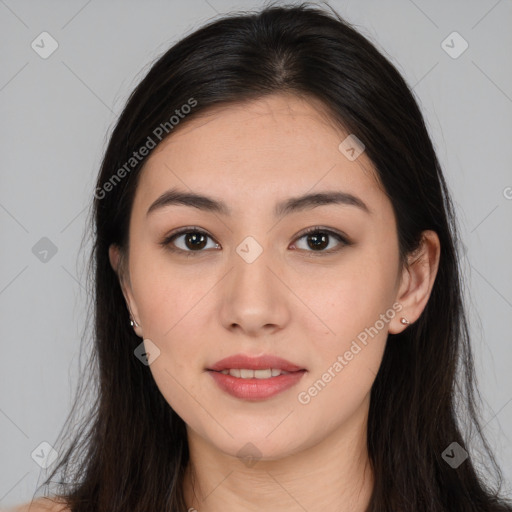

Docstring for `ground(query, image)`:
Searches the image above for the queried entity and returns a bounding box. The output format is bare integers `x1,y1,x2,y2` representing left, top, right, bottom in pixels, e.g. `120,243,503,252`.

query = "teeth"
219,368,290,378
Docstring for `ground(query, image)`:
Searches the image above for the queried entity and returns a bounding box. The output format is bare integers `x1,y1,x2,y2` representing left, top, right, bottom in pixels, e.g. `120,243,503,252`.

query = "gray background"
1,0,511,507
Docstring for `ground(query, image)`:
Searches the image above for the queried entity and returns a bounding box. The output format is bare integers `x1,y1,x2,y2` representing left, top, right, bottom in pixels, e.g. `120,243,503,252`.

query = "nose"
219,241,291,337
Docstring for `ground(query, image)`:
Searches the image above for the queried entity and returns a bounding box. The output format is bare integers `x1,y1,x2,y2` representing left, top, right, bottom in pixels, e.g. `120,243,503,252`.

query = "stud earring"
130,317,140,328
400,317,410,325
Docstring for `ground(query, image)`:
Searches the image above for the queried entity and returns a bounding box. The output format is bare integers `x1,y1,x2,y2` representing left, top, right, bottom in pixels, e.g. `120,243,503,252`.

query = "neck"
182,401,374,511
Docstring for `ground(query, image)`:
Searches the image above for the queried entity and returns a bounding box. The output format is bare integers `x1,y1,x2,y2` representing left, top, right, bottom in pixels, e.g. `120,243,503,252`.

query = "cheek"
128,254,220,403
296,288,390,423
131,248,209,334
294,249,397,408
134,279,210,427
135,277,210,369
304,247,398,342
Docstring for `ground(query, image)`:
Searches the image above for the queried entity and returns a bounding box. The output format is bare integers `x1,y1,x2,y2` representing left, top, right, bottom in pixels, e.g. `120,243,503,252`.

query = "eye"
160,225,351,256
291,226,351,255
160,227,220,256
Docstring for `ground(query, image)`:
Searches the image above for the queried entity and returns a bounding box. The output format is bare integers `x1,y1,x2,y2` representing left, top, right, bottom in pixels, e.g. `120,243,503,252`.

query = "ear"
109,244,143,337
389,230,441,334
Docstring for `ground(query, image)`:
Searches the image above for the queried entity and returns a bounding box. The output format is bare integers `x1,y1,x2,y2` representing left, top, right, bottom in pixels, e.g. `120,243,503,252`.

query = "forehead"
134,93,386,215
145,93,362,168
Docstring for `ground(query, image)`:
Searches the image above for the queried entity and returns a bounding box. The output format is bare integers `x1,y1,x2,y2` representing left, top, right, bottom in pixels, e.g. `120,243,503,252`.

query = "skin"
109,93,441,512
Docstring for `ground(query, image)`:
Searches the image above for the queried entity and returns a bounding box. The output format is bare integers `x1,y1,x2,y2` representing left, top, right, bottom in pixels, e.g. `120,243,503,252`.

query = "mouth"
207,369,307,400
207,353,305,373
206,353,307,400
211,368,295,378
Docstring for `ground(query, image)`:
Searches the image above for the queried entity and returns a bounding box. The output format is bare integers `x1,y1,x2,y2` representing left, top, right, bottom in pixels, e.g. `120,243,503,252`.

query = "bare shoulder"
5,497,71,512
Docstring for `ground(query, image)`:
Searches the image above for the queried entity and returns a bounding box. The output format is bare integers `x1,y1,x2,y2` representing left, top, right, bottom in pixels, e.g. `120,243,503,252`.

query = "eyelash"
159,225,352,257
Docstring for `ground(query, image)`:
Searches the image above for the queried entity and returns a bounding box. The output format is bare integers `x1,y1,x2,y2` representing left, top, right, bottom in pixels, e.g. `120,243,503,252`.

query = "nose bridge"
220,233,288,333
231,234,275,300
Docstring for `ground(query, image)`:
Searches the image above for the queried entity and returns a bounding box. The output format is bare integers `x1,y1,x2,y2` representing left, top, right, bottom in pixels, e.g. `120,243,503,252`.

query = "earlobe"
389,230,441,334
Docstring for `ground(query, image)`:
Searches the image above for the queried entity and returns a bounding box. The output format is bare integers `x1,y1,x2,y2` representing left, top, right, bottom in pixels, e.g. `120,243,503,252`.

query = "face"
111,93,411,461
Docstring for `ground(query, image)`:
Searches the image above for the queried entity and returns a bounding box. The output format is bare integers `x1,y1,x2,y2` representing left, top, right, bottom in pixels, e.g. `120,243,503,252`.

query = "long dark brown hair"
35,3,511,511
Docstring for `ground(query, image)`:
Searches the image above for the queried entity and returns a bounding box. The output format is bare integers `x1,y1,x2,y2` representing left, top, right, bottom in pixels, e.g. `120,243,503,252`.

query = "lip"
207,354,305,372
206,353,306,401
208,369,307,400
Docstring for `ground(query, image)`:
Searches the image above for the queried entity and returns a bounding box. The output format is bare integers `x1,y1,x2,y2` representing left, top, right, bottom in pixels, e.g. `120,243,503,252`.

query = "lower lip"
208,370,306,400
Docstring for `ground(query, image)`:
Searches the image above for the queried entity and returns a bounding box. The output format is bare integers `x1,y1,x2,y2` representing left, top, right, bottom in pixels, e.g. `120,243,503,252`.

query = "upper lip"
208,354,305,372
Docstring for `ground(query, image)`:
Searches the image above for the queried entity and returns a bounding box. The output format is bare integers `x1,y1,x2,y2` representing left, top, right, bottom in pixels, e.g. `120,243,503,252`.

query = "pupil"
308,232,328,250
186,233,207,250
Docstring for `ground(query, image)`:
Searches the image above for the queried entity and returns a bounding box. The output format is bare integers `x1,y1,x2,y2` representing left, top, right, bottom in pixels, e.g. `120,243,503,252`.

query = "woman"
13,2,512,511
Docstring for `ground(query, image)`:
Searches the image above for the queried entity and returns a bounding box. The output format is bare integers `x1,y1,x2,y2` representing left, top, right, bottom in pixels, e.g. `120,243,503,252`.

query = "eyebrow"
146,187,371,218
